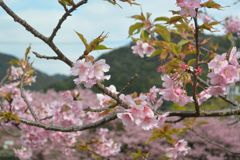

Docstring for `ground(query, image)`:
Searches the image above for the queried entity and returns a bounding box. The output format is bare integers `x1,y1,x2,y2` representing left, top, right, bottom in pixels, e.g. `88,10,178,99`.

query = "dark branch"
192,11,200,115
20,111,118,132
49,0,88,41
20,78,39,122
32,51,59,60
0,1,73,67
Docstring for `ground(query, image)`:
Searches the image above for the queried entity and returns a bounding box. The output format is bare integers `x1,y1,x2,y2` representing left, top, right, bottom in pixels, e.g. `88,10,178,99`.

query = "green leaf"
154,16,169,22
76,31,88,49
150,49,163,57
24,45,31,60
167,16,182,24
94,45,111,50
129,22,144,36
58,0,74,6
201,0,222,9
155,24,171,42
140,30,149,40
178,40,190,47
131,14,145,21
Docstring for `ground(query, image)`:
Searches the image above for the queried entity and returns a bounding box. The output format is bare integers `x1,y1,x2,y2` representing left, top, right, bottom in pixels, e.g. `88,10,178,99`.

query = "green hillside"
0,34,236,93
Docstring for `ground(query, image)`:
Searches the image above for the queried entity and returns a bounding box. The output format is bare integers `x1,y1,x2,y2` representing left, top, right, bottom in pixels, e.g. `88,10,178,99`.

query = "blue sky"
0,0,239,75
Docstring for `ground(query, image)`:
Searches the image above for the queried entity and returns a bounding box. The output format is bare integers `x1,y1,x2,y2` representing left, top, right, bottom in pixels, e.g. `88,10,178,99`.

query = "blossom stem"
193,9,200,115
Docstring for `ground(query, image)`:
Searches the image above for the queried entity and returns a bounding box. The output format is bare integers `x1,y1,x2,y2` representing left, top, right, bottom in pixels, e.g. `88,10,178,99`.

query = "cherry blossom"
131,40,155,58
14,147,32,160
225,16,240,36
159,75,193,106
71,59,110,88
166,139,191,159
207,47,240,96
9,66,24,81
197,89,212,105
93,128,121,157
176,0,201,17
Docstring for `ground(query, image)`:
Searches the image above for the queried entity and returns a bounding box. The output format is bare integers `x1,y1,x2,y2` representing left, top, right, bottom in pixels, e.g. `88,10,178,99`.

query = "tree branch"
20,78,39,122
20,111,118,132
192,11,200,115
32,51,59,60
0,1,73,67
190,129,240,156
96,83,130,109
84,103,118,112
168,108,240,117
49,0,88,41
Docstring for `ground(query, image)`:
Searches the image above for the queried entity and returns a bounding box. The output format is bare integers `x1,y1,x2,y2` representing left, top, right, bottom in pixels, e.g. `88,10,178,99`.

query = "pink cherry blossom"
225,16,240,36
206,47,240,97
197,89,212,105
14,147,32,160
71,59,110,88
9,66,24,80
131,40,155,58
229,47,240,66
159,75,193,106
118,105,159,130
208,54,228,74
93,128,121,157
158,112,170,127
177,0,201,17
166,139,191,159
208,86,227,96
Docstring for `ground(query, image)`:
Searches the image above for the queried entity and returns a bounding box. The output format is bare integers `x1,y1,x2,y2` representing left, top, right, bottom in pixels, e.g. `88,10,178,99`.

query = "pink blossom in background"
71,59,110,88
13,147,32,160
9,66,24,81
131,40,155,58
225,16,240,36
166,139,191,159
176,0,201,17
93,128,121,157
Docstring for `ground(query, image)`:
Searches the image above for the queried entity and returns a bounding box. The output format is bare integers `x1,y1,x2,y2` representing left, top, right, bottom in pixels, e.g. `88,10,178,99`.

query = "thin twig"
119,73,138,93
190,129,240,156
20,77,39,122
84,103,118,112
49,0,88,41
20,111,119,132
0,1,129,113
192,11,200,115
0,1,73,67
0,74,8,86
96,82,130,109
166,117,185,123
32,51,59,60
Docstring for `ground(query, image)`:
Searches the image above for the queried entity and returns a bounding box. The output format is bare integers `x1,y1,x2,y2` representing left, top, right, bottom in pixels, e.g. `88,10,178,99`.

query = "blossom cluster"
166,139,191,159
71,59,110,88
225,16,240,36
131,40,155,58
176,0,201,17
92,128,121,157
206,47,240,96
9,66,24,81
159,75,193,106
117,87,168,131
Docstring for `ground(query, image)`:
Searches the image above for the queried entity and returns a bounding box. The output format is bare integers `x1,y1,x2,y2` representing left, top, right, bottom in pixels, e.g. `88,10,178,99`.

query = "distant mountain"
0,53,69,91
1,34,236,92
